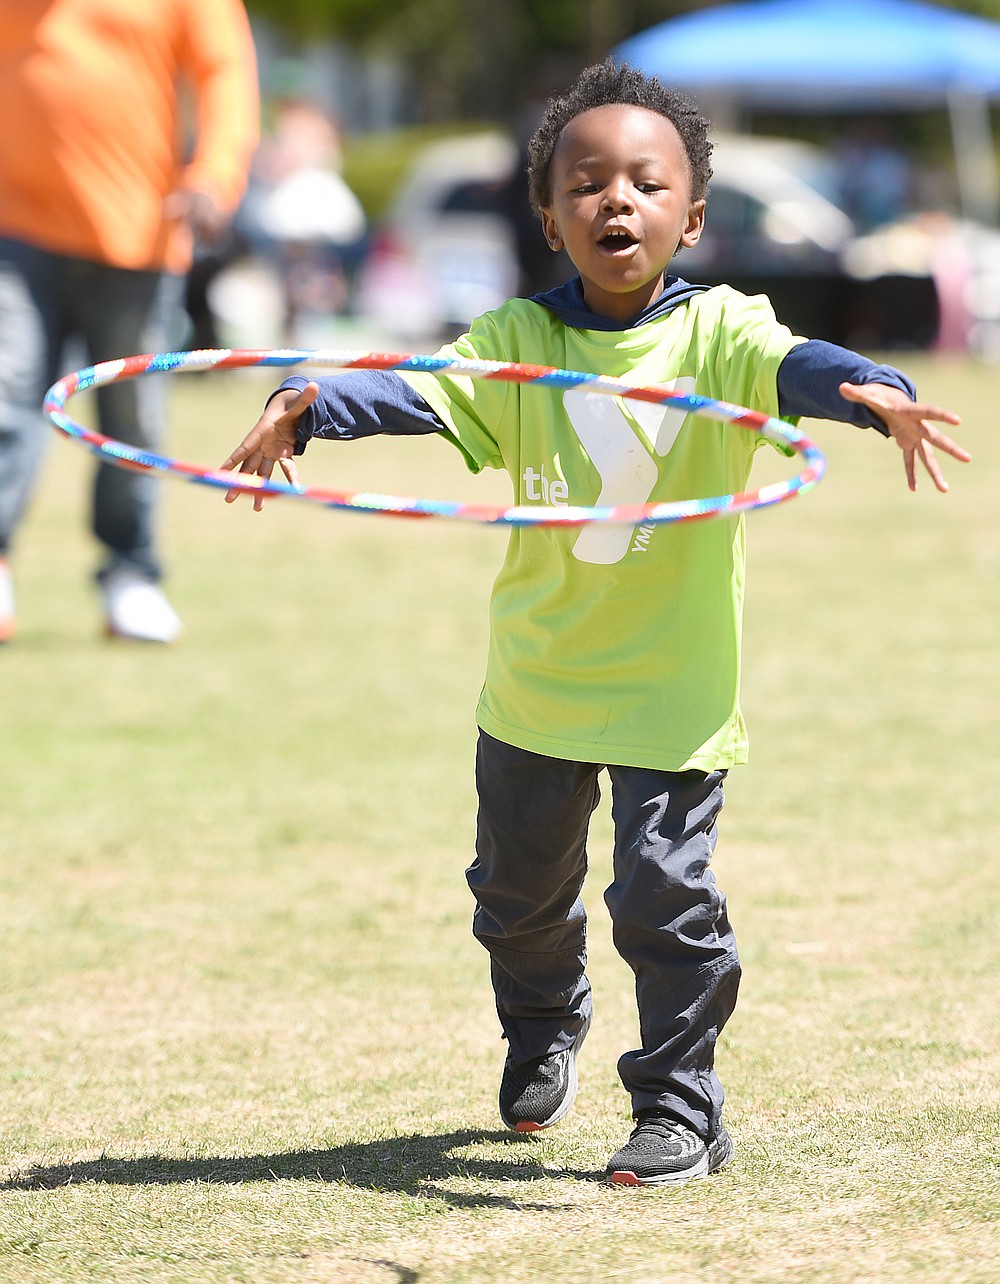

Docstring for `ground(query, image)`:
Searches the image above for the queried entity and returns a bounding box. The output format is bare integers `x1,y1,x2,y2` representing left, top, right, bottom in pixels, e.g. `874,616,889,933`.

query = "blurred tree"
245,0,1000,125
244,0,708,124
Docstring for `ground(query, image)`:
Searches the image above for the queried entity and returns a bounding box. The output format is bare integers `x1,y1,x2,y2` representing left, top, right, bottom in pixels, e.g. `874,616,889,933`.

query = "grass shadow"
2,1128,602,1209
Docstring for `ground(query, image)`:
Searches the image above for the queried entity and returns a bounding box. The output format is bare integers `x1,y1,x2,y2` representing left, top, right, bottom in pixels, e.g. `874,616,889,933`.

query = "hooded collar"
530,275,710,332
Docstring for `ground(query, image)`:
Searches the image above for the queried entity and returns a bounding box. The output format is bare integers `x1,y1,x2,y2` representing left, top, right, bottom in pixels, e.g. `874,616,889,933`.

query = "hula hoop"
43,348,826,526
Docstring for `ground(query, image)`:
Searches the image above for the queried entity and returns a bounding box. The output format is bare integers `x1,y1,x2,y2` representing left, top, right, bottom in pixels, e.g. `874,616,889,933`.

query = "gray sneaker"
607,1111,734,1186
498,1015,590,1133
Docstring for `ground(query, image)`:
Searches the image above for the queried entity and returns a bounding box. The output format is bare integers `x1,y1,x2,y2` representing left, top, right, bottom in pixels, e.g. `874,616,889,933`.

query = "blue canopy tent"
614,0,1000,223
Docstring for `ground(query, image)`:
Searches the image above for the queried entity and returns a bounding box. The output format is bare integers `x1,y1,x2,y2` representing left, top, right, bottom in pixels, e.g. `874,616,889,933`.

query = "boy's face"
539,104,705,322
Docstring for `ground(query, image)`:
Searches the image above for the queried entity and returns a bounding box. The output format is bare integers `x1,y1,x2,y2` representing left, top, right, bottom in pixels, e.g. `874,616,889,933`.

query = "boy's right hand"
220,381,319,511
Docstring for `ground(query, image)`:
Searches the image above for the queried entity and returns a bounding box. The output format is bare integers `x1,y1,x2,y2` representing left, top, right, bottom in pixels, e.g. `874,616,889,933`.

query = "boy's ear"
539,208,564,252
679,199,706,250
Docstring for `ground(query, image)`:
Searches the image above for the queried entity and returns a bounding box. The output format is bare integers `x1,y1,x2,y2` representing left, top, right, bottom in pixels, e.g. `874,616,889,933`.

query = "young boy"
221,61,968,1186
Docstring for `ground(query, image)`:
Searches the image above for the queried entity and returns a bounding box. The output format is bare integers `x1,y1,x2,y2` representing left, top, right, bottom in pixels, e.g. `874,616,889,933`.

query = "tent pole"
947,87,999,226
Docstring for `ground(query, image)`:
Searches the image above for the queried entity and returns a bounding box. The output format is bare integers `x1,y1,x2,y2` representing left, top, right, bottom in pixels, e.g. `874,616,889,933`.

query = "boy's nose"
601,180,634,213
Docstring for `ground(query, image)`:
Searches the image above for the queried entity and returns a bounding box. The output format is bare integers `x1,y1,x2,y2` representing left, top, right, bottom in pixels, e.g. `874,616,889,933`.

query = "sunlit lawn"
1,353,997,1282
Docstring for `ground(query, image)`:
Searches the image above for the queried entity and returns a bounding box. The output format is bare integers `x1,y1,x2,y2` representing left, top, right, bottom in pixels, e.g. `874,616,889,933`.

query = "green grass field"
2,356,998,1282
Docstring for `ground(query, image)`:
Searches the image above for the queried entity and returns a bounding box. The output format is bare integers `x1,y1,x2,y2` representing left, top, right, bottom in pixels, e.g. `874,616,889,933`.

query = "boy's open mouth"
599,228,638,251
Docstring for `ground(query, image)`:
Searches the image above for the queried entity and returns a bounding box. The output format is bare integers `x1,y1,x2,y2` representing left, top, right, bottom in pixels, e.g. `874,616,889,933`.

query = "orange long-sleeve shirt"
0,0,259,272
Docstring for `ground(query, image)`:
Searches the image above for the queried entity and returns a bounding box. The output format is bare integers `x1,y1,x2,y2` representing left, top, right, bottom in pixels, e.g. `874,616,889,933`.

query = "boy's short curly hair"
526,60,714,216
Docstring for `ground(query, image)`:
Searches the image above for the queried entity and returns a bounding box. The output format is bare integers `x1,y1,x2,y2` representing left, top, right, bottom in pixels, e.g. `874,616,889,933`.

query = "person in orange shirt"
0,0,258,642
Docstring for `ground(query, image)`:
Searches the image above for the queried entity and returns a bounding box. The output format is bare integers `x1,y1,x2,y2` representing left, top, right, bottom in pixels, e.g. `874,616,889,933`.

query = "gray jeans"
470,729,740,1139
0,237,180,580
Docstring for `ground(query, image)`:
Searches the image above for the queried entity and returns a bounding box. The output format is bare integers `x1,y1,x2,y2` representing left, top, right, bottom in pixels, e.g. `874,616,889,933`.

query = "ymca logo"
564,380,694,565
519,381,694,563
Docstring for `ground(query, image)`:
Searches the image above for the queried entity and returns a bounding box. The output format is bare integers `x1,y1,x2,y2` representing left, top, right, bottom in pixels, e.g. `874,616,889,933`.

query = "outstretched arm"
838,382,969,492
220,382,318,511
220,371,447,511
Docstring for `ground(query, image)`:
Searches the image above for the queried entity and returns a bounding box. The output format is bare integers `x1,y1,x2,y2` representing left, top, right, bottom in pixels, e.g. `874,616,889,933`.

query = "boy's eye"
636,182,663,193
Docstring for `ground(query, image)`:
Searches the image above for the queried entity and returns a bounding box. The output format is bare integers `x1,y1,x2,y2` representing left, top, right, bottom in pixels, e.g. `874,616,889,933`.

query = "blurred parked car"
678,134,939,349
355,132,519,340
355,129,997,353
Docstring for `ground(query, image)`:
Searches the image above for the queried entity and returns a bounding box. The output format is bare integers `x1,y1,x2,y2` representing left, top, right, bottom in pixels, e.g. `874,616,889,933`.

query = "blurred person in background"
0,0,258,644
833,117,914,232
246,76,366,344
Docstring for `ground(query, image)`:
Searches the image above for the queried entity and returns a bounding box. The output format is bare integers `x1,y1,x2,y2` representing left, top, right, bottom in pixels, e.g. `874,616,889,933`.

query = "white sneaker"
101,569,183,643
0,557,14,643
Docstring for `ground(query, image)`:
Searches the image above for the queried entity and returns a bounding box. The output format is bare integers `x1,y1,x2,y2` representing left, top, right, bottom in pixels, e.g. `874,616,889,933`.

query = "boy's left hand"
839,381,970,492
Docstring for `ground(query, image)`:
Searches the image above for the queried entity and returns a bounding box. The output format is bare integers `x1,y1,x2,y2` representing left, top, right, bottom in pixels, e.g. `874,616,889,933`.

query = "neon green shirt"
402,285,803,771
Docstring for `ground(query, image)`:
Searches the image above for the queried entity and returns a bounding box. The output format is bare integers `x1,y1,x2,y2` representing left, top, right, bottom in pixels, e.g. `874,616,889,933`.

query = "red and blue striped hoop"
44,348,826,526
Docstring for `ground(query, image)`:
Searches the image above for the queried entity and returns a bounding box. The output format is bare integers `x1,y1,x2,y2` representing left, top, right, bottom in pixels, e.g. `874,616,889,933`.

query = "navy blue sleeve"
271,371,447,455
777,340,917,438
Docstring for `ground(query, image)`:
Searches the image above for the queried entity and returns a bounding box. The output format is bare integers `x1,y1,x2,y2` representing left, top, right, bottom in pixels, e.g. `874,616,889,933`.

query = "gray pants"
0,237,179,580
470,730,740,1140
